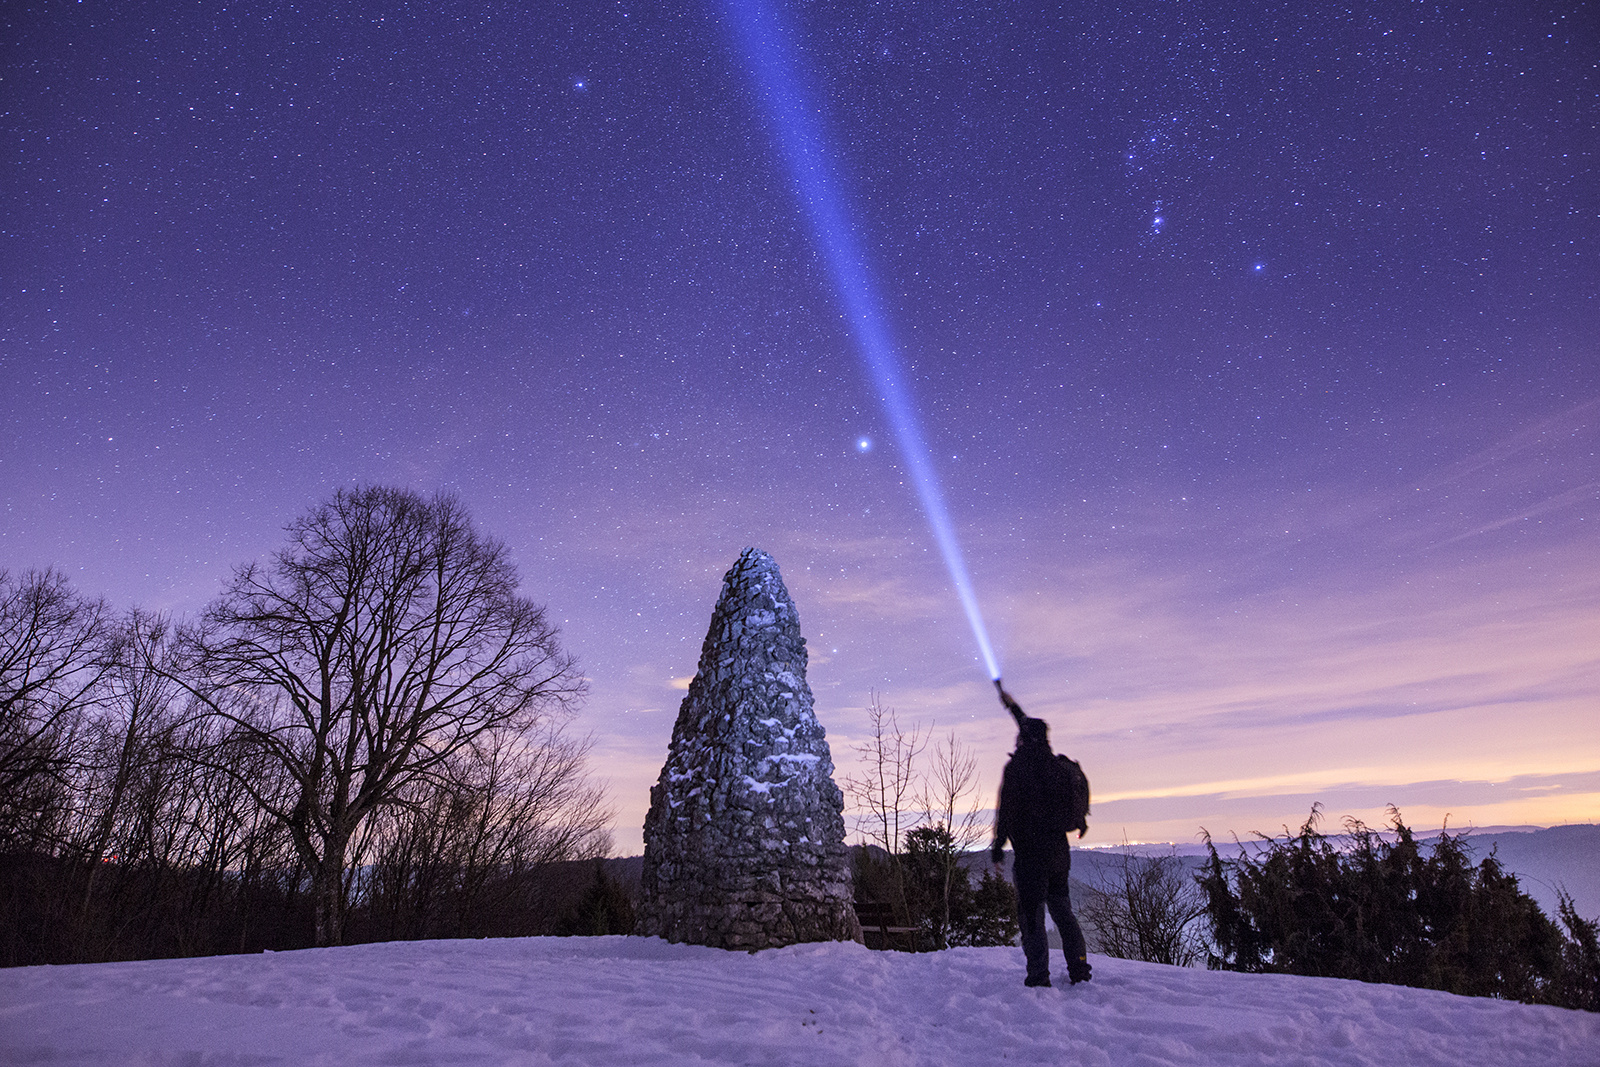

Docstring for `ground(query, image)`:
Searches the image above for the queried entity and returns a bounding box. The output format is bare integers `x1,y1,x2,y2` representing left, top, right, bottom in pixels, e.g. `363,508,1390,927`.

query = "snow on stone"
2,938,1594,1066
636,547,855,948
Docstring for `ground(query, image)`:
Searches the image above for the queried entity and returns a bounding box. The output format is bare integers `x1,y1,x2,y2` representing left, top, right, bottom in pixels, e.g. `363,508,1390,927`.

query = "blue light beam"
722,0,1001,680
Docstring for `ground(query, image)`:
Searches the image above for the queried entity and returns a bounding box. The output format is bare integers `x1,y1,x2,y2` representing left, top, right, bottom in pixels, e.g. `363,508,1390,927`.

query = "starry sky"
4,0,1597,854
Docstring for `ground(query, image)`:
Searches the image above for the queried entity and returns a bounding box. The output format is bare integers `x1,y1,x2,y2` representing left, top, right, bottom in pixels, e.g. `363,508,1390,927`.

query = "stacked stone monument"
636,548,858,949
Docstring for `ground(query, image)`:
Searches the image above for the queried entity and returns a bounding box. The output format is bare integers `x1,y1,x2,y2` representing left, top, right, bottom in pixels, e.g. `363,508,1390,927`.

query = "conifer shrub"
1553,891,1600,1012
955,867,1021,948
851,833,1018,951
556,860,637,937
1198,806,1598,1011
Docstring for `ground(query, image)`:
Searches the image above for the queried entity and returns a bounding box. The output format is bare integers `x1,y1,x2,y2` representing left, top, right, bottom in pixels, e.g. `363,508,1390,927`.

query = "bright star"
856,437,873,452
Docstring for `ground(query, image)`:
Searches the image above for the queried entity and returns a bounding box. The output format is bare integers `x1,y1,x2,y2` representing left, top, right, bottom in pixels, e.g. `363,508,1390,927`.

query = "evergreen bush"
1198,806,1598,1011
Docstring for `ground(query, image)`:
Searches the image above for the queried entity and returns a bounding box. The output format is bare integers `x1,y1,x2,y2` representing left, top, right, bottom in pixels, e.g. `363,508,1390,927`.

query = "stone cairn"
636,547,859,949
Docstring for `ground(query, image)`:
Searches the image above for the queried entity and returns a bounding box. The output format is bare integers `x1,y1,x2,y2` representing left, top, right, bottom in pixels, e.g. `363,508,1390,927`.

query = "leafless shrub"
1081,848,1207,967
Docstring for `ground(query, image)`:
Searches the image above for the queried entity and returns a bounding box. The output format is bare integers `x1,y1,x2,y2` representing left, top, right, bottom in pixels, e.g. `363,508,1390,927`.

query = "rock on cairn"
636,547,858,949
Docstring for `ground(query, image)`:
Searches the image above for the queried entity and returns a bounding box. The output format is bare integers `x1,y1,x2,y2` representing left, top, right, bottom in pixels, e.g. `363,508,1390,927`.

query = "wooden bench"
853,902,920,951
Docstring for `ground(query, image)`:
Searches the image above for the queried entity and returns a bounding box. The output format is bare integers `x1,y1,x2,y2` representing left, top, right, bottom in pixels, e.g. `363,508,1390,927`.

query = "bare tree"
77,612,182,857
844,691,925,857
180,487,586,945
71,611,183,949
921,731,986,856
1081,849,1207,967
915,731,987,945
0,569,111,850
356,720,612,938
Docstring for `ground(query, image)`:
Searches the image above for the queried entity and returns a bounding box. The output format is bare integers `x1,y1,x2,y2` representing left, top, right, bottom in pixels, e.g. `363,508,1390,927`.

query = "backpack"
1044,753,1091,838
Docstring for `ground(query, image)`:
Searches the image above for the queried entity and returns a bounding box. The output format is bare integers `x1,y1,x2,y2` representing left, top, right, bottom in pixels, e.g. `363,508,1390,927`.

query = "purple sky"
3,0,1596,854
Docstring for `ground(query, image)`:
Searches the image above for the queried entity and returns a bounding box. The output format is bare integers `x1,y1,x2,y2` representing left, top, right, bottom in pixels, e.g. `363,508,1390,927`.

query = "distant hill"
1430,824,1600,920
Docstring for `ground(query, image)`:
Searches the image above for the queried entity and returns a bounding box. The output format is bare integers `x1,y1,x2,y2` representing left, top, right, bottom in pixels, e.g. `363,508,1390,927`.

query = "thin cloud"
1431,480,1600,547
1418,396,1600,492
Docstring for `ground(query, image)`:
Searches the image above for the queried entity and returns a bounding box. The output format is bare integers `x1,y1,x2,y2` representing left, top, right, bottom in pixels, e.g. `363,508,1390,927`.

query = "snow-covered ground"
3,936,1595,1066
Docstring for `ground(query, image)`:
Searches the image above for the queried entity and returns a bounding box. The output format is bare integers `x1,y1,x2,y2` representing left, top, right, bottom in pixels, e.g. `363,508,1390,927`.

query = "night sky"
4,1,1596,854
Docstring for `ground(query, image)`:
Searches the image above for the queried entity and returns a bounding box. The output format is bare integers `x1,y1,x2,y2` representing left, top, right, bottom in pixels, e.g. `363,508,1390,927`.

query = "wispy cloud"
1418,396,1600,492
1431,480,1600,546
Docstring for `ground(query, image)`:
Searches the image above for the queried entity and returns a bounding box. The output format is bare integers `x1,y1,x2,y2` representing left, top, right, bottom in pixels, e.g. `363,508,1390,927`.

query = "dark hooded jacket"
990,720,1072,861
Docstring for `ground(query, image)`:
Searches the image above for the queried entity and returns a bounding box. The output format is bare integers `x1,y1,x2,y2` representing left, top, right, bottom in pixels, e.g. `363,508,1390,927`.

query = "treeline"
1,487,613,967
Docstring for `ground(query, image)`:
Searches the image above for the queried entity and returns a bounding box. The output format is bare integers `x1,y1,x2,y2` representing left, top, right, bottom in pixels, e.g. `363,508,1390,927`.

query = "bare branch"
180,487,590,945
843,691,926,857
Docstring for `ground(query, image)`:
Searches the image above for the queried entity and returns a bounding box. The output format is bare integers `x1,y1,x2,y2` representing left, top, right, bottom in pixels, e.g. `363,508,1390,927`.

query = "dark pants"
1013,842,1086,982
